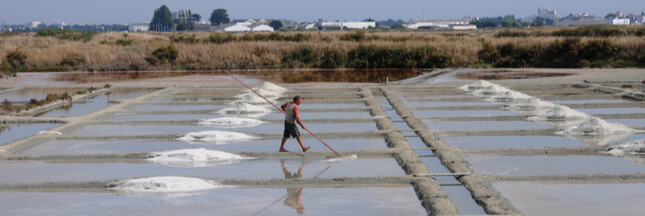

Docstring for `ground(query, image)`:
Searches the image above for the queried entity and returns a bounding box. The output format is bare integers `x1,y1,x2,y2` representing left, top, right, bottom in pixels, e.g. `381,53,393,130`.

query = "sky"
0,0,644,25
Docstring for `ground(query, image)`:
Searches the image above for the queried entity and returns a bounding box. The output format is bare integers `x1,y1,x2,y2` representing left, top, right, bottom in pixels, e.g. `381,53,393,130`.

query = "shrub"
151,44,179,64
347,45,455,69
282,46,319,68
60,54,86,67
6,50,27,69
207,33,237,44
35,29,96,41
115,39,134,46
321,49,346,69
340,30,366,42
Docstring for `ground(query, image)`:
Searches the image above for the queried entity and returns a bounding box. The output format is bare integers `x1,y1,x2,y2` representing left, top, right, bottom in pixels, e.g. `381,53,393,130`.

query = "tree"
150,5,173,31
269,20,283,30
191,13,202,22
174,9,194,31
391,23,405,29
209,9,230,26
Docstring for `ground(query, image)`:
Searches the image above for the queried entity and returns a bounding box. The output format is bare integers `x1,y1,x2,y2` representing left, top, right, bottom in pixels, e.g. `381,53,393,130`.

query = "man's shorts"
283,122,301,138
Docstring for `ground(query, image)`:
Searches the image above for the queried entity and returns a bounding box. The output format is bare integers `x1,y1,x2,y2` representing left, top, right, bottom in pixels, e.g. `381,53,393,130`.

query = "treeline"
479,38,644,68
496,25,645,37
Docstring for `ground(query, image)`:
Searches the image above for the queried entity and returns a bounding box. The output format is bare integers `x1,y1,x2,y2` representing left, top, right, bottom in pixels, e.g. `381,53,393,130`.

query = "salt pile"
489,90,533,103
458,80,495,91
219,103,271,115
502,98,557,111
148,148,249,167
38,131,62,135
556,117,635,135
607,139,645,156
198,117,264,128
112,176,221,193
236,93,274,104
527,105,589,121
472,85,511,97
258,81,287,94
459,80,636,143
177,130,255,144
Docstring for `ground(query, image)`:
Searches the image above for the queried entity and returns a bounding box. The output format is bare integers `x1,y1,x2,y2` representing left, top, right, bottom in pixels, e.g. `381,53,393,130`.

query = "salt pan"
112,176,221,193
177,130,256,144
198,117,264,128
148,148,249,167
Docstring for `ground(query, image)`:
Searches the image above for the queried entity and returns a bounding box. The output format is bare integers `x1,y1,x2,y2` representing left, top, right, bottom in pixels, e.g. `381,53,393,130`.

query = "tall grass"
1,28,645,72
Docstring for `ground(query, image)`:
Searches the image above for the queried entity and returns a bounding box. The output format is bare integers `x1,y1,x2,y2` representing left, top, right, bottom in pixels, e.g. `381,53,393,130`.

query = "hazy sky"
1,0,644,25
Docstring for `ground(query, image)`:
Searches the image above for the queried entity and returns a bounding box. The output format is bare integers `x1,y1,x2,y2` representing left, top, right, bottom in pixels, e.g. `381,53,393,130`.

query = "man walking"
279,95,310,152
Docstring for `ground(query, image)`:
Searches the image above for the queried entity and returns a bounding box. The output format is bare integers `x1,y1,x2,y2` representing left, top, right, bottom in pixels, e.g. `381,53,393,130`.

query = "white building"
406,19,472,29
450,24,477,30
611,18,631,25
128,22,150,32
250,24,274,32
25,21,41,28
317,21,375,30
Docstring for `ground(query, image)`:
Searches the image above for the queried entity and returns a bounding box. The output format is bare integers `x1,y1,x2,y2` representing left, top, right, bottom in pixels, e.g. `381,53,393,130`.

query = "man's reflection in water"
281,159,305,214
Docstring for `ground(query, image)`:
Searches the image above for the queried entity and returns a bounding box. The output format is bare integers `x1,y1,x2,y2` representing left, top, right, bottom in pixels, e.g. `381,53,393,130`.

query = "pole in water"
221,70,342,157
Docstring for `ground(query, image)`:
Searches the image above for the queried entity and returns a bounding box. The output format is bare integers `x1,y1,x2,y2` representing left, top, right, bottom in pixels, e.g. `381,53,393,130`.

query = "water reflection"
282,160,306,214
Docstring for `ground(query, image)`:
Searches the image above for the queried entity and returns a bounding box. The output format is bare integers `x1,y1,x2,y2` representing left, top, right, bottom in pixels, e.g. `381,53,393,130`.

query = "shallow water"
68,122,379,136
494,182,645,216
466,155,645,176
577,107,645,115
130,104,230,112
412,110,520,118
605,119,645,128
551,99,628,104
424,120,550,131
23,138,388,155
106,113,224,121
0,158,405,183
442,186,486,215
262,112,372,120
0,186,426,216
36,89,158,118
419,156,451,174
0,123,62,146
441,136,587,149
403,101,492,107
0,88,83,102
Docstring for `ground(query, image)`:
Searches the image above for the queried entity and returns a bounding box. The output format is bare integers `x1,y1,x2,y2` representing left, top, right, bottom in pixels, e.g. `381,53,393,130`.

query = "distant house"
128,22,150,32
25,21,41,28
406,19,472,29
316,21,375,30
611,18,631,25
250,24,274,32
450,24,477,30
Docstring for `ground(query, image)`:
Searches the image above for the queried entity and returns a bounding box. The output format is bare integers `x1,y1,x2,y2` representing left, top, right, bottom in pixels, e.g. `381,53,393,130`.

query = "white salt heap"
527,105,589,121
472,85,511,97
460,80,636,142
113,176,221,193
198,117,264,128
148,148,249,167
556,117,635,135
38,131,62,135
489,90,534,103
502,98,557,112
177,130,255,144
607,139,645,155
219,103,271,115
258,81,287,94
458,80,495,91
